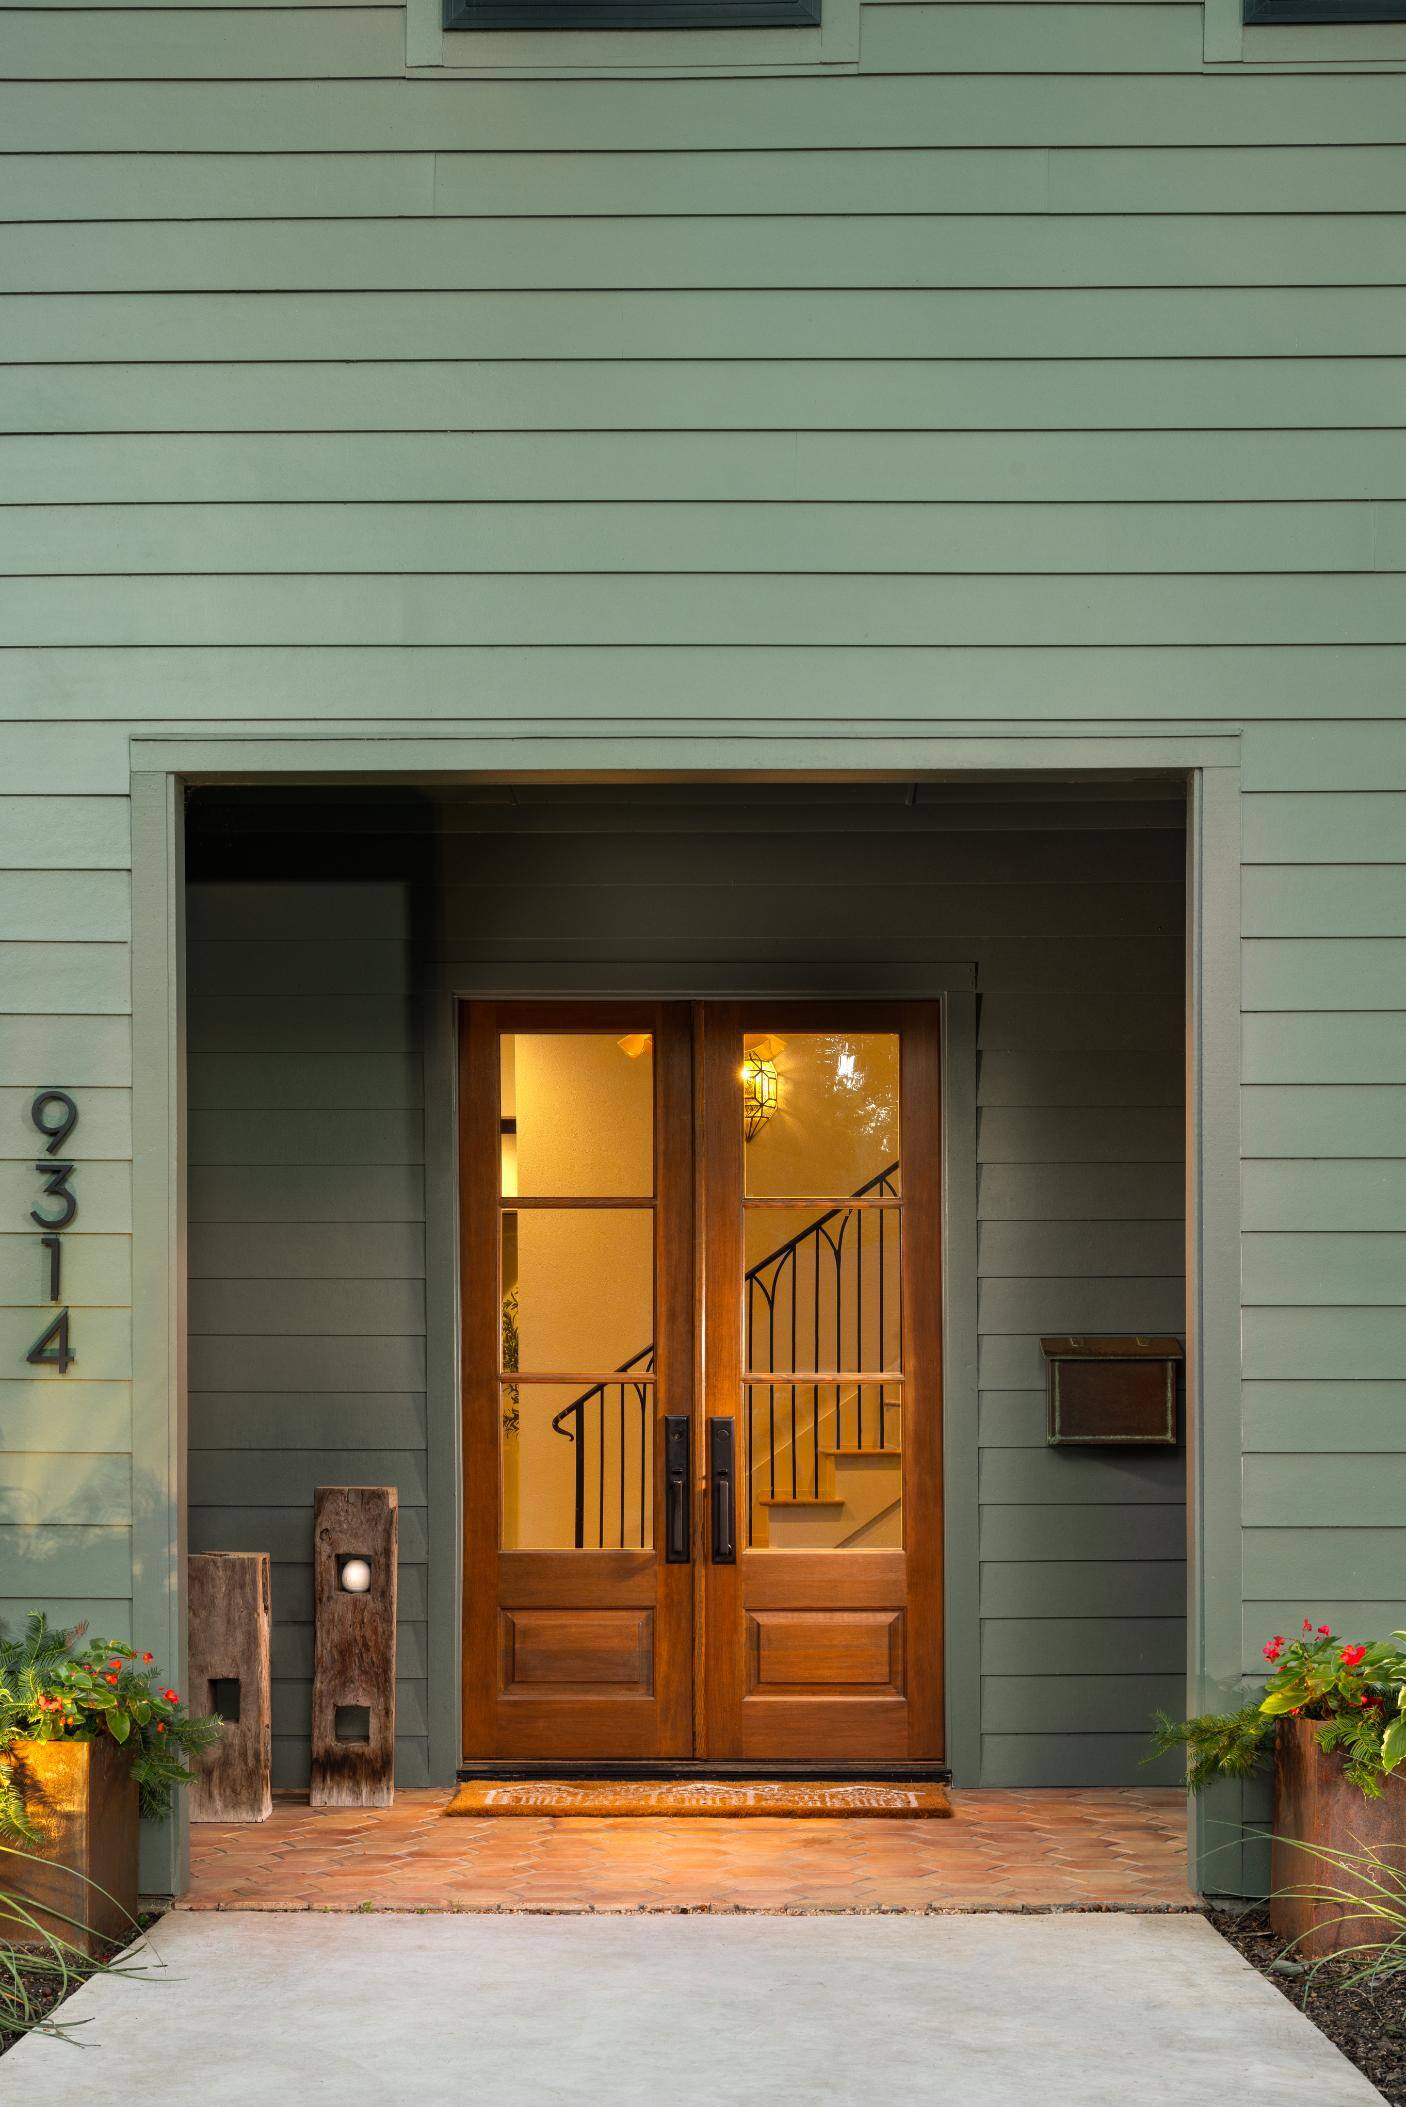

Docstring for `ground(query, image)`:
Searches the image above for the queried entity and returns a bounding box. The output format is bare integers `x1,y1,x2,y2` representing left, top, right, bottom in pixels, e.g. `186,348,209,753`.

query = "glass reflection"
743,1033,899,1197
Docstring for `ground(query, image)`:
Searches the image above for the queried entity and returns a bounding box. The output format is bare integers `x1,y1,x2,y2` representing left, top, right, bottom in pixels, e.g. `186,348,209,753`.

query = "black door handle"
709,1417,736,1564
664,1415,690,1564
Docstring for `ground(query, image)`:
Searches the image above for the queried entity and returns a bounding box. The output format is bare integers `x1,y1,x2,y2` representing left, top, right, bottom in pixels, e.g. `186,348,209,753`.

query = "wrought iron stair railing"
550,1162,900,1549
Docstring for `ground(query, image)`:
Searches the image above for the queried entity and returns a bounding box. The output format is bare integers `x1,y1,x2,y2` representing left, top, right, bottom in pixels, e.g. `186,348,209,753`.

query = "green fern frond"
1148,1705,1275,1792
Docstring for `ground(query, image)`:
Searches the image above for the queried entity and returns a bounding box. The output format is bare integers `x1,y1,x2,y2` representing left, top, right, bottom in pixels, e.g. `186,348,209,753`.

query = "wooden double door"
460,1001,943,1769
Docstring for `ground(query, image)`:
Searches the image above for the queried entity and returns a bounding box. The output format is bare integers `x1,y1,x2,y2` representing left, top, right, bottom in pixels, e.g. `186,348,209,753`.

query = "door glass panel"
743,1206,901,1376
502,1381,654,1550
743,1032,900,1198
502,1032,653,1198
502,1208,653,1376
744,1384,903,1550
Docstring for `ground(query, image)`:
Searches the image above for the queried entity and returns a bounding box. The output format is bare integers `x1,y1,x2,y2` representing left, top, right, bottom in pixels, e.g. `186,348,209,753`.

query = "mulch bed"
1209,1905,1406,2103
0,1918,153,2059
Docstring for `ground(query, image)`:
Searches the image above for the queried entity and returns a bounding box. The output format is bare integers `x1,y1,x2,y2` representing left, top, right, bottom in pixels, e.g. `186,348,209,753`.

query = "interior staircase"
751,1379,902,1548
759,1440,903,1550
553,1161,902,1550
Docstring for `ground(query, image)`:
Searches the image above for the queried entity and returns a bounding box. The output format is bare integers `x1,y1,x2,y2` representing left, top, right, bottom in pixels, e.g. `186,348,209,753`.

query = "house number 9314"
25,1088,77,1374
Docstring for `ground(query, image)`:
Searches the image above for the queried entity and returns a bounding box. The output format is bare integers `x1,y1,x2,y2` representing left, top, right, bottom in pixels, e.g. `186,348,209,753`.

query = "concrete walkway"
1,1911,1382,2105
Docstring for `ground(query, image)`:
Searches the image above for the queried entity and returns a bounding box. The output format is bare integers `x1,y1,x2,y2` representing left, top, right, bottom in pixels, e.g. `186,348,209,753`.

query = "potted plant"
0,1615,221,1953
1152,1621,1406,1958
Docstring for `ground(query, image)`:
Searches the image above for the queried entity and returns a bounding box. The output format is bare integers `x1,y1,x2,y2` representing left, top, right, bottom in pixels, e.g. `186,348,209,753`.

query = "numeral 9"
30,1090,78,1156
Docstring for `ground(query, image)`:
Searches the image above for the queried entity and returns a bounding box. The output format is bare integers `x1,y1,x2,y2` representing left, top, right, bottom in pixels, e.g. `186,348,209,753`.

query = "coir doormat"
444,1779,952,1818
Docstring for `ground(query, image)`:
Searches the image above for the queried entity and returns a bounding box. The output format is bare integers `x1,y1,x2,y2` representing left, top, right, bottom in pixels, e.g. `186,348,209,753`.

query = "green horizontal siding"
10,359,1404,435
0,142,1399,222
10,287,1406,363
1243,722,1406,791
15,433,1406,507
1245,1308,1406,1381
2,145,1405,222
1242,1086,1406,1156
1244,793,1406,863
0,1234,130,1306
1242,1234,1406,1306
0,1087,130,1157
982,1559,1186,1617
188,1506,428,1564
9,648,1406,726
1243,1162,1406,1232
981,1733,1182,1787
0,799,129,868
0,1383,131,1454
7,75,1406,155
9,574,1406,649
1242,868,1406,937
982,1618,1187,1676
1,504,1384,581
0,1454,130,1526
1243,1382,1406,1452
1243,1014,1406,1085
0,873,131,942
16,214,1405,295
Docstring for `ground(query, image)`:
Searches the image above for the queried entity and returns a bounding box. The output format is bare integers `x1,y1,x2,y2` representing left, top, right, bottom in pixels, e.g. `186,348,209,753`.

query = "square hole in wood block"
334,1705,371,1744
210,1677,242,1724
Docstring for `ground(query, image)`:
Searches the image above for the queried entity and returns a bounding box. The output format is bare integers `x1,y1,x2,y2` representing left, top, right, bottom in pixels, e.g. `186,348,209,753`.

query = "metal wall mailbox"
1039,1335,1183,1447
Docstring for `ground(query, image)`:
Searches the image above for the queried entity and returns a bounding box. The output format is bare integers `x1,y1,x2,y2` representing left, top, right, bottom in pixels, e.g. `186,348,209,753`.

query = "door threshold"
456,1760,952,1784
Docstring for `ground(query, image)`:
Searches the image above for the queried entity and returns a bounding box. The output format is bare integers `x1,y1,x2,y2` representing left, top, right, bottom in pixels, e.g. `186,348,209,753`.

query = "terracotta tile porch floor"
178,1788,1195,1914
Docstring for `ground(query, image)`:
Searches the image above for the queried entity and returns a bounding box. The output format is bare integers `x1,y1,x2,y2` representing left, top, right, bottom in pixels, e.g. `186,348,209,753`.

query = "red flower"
1263,1638,1285,1662
104,1673,119,1686
108,1658,123,1671
1340,1645,1368,1669
1317,1626,1331,1636
162,1689,178,1703
155,1722,166,1734
141,1652,153,1664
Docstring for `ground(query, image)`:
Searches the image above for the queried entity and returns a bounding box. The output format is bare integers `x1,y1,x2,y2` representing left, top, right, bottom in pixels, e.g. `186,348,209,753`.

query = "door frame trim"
428,967,980,1785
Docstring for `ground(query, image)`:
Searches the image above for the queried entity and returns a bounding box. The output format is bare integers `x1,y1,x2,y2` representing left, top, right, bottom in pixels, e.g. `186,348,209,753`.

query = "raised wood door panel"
698,1003,943,1763
459,1001,694,1760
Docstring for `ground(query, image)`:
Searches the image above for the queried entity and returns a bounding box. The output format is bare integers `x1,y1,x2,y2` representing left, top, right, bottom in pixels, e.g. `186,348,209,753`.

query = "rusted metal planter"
1270,1715,1406,1960
0,1738,139,1956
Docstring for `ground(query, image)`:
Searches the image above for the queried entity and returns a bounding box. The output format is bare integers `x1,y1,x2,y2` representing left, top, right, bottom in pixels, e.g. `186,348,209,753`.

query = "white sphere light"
340,1557,373,1594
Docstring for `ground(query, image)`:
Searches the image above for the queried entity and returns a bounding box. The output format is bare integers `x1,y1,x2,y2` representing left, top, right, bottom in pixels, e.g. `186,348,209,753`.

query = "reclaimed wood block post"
310,1485,397,1808
188,1551,273,1823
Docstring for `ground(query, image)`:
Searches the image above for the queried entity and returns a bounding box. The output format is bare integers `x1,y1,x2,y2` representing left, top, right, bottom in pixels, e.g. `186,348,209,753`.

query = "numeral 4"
26,1310,75,1374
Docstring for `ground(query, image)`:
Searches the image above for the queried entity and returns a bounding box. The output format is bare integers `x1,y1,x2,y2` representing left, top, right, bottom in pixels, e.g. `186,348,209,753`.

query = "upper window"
1245,0,1406,17
445,0,818,26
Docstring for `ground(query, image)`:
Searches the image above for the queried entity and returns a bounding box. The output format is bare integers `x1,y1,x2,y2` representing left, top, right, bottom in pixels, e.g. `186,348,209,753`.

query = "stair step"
827,1446,903,1459
758,1495,844,1508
